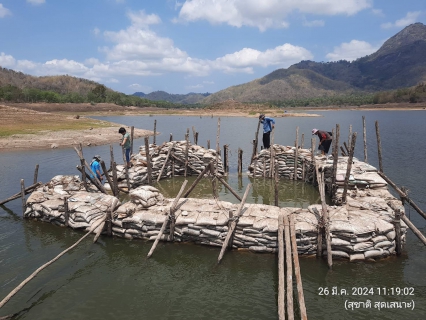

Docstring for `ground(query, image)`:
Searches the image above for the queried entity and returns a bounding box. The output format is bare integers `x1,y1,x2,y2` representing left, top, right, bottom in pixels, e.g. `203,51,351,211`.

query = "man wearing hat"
312,129,332,156
259,114,275,149
90,155,103,182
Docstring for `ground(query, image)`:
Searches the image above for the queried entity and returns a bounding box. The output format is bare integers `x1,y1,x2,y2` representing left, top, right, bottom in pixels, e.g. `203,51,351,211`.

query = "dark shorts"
319,139,332,154
263,131,271,149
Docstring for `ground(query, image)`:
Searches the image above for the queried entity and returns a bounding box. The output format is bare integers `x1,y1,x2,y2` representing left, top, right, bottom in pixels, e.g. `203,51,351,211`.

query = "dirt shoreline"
1,101,425,151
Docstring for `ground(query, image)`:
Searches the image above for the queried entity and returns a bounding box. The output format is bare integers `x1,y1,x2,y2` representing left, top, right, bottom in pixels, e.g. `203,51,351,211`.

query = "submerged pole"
33,164,39,184
375,121,383,172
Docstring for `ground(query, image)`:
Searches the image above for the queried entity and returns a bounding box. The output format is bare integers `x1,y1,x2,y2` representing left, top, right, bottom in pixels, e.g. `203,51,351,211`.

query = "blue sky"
0,0,425,95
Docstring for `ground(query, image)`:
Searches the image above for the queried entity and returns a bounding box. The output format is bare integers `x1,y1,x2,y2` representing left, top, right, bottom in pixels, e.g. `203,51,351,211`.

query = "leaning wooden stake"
217,184,252,264
290,214,308,320
183,162,212,198
284,215,294,320
144,137,152,185
217,175,242,201
316,165,332,269
0,217,106,309
401,215,426,246
251,118,261,162
375,121,383,172
157,144,173,182
342,132,357,203
73,146,107,194
147,180,188,258
100,160,116,196
278,214,286,320
0,182,42,206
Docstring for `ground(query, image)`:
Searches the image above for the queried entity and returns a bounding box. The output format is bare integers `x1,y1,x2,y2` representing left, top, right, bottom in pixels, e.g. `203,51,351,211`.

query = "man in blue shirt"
259,114,275,149
90,155,103,183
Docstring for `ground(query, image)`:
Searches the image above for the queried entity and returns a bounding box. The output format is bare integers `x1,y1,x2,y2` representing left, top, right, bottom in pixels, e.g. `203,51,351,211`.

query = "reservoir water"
0,110,425,319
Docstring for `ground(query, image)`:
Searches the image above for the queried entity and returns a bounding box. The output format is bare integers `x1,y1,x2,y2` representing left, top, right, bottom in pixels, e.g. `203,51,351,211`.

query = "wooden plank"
278,214,286,320
284,215,294,320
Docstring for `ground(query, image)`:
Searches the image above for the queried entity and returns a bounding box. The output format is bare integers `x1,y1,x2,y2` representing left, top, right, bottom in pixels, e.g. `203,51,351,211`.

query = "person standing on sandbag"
90,155,104,183
312,128,332,156
119,127,132,168
259,114,275,149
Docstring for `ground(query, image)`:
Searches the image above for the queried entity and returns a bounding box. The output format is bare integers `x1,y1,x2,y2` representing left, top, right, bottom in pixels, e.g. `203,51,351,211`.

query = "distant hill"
202,22,426,103
133,91,210,104
0,68,104,96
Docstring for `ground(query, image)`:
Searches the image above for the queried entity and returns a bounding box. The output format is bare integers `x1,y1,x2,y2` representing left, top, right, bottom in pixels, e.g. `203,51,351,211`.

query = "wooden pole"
278,214,286,320
342,133,357,203
311,137,316,184
301,133,304,149
147,180,188,258
316,166,332,269
290,214,308,320
131,126,134,155
145,137,152,185
216,117,221,153
223,145,229,173
210,162,218,199
0,182,42,206
217,175,242,201
207,140,210,149
218,184,252,263
20,179,26,217
394,209,402,255
73,147,107,194
64,197,69,227
274,162,279,206
80,159,88,191
0,217,106,309
110,144,114,171
157,144,173,182
195,132,198,145
238,148,243,176
362,116,368,163
348,125,352,149
401,215,426,246
33,164,39,184
340,146,347,157
183,162,213,198
294,127,299,180
112,161,119,196
269,128,275,178
377,171,426,220
169,133,173,142
331,124,340,187
153,120,157,145
375,121,383,172
284,215,294,320
192,126,196,143
100,160,116,196
184,133,189,177
252,119,261,162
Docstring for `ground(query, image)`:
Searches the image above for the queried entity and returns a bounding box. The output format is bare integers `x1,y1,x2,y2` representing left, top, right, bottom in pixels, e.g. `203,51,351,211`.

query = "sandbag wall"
248,145,313,180
109,141,224,190
24,176,407,260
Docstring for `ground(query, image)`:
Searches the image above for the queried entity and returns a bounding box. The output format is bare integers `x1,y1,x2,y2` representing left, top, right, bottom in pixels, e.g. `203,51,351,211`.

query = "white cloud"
326,40,379,61
0,52,16,67
27,0,46,5
303,18,325,27
381,11,421,29
0,4,12,18
177,0,372,31
213,44,313,73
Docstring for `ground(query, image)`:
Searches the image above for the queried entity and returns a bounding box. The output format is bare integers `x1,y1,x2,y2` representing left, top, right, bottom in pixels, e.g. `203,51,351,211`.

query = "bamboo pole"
362,116,368,163
183,161,212,198
290,214,308,320
284,215,294,320
20,180,26,217
0,182,42,206
278,214,286,320
375,121,383,172
145,137,152,185
0,217,106,309
147,180,188,258
33,164,39,185
217,184,252,263
294,127,299,180
377,171,426,220
342,133,357,203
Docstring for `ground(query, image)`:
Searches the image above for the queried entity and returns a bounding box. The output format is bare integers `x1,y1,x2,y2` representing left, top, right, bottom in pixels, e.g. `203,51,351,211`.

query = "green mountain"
202,22,426,104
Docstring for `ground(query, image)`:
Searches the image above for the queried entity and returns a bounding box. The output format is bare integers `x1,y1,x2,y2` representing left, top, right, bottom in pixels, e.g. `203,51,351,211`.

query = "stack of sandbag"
25,175,120,230
248,145,312,180
109,141,224,190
